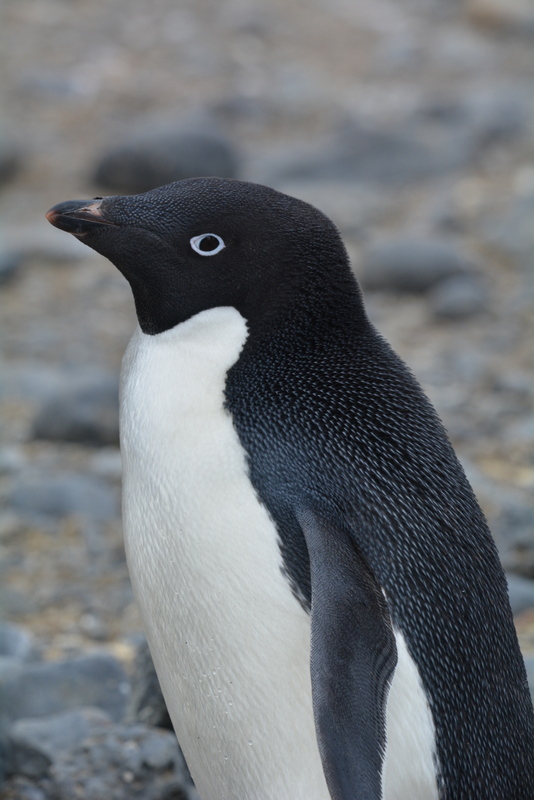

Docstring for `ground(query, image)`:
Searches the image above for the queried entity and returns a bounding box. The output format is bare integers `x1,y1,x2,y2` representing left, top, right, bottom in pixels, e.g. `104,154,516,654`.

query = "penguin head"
46,177,358,335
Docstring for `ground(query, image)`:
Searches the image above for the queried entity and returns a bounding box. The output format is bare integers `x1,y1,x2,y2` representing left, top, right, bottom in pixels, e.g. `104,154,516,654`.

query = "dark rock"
31,372,119,446
9,473,118,521
507,573,534,616
360,238,471,293
127,638,173,730
430,274,489,319
50,723,196,800
9,708,111,779
92,123,240,194
0,654,129,723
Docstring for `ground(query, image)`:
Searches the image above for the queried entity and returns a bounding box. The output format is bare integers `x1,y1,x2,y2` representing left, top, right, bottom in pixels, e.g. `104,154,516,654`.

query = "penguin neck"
241,258,369,344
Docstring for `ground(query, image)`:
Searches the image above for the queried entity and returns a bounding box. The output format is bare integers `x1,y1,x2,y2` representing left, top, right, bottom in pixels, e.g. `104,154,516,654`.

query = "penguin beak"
45,199,119,236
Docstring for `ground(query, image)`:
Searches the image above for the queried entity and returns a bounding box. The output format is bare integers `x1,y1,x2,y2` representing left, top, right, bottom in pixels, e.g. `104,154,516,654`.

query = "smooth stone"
92,121,240,194
50,724,197,800
8,708,111,779
430,274,488,319
507,573,534,616
0,655,129,723
360,238,470,293
9,473,118,521
31,372,119,446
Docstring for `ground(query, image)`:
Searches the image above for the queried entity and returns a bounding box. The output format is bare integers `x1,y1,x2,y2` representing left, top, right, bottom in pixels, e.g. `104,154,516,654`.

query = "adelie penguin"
46,178,534,800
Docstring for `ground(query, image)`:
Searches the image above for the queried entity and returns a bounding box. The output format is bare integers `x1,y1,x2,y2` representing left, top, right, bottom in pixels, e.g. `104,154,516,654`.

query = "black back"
223,237,534,798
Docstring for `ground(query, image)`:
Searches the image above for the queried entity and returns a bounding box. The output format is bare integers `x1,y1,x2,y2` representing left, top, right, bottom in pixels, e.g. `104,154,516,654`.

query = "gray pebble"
430,274,488,319
9,473,118,521
9,708,111,779
92,122,240,194
31,372,119,446
360,238,470,293
506,573,534,616
0,654,129,723
50,723,196,800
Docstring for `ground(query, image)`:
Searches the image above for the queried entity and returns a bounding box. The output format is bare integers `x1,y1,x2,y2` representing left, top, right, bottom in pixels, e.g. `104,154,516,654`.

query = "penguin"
46,178,534,800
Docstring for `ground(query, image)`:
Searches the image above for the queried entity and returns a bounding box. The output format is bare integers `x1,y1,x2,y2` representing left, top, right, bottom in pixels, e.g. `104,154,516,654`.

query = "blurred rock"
483,190,534,263
92,121,240,194
88,448,122,481
269,118,474,184
0,588,37,618
260,86,528,186
9,473,118,521
416,89,528,147
507,573,534,616
50,723,197,800
467,0,534,34
0,654,129,723
127,638,172,731
430,274,489,319
0,249,23,285
0,136,21,187
31,372,119,446
8,708,111,779
0,446,26,475
0,775,55,800
360,238,471,293
493,502,534,577
0,622,36,668
3,225,99,265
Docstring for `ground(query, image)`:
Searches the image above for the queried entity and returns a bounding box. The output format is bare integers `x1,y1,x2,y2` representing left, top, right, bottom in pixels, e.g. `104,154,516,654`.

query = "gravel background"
0,0,533,795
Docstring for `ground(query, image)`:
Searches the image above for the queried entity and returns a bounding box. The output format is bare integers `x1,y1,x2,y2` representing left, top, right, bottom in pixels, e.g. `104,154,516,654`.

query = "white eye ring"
190,233,225,256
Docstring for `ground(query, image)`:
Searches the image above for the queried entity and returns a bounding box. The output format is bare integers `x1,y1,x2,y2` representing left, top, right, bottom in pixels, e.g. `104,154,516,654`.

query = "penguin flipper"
297,508,397,800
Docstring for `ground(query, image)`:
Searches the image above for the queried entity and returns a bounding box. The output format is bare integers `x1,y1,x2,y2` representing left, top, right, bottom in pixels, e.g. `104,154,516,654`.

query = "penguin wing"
297,508,397,800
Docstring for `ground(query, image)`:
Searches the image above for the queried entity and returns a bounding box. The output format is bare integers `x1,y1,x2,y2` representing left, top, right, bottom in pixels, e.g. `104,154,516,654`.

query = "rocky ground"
0,0,533,796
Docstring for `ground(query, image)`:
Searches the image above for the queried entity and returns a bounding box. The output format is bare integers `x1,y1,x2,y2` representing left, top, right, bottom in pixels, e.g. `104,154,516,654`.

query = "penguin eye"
190,234,225,256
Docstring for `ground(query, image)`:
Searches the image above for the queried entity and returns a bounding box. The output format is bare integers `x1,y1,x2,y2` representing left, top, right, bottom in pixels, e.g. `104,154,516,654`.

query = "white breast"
120,307,330,800
120,306,439,800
